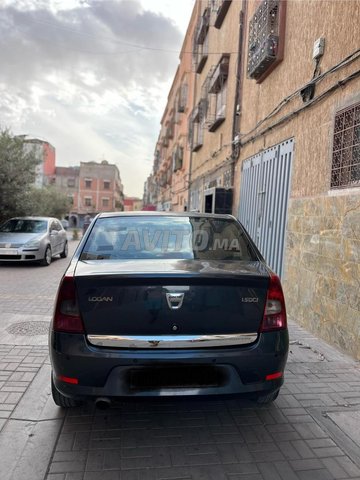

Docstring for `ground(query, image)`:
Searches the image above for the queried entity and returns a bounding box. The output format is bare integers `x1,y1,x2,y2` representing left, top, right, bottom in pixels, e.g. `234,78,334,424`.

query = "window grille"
247,0,285,81
206,60,228,132
331,102,360,189
173,146,184,172
190,101,206,152
178,83,188,113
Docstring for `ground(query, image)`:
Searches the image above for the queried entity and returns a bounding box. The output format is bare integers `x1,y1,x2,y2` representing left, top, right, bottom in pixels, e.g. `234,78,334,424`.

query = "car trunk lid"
74,259,269,338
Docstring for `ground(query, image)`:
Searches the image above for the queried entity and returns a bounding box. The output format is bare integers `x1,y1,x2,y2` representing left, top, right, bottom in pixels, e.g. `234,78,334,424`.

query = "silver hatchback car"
0,217,68,266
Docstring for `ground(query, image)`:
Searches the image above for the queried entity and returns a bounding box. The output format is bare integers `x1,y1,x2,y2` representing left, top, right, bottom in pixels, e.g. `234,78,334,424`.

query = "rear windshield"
80,216,257,261
0,219,48,233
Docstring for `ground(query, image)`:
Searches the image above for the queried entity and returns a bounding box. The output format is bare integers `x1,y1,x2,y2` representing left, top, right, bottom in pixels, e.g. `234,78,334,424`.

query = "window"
102,197,109,207
68,194,74,205
189,101,206,152
178,83,188,113
104,180,110,190
166,119,175,139
247,0,286,82
172,145,184,172
67,178,75,187
80,216,256,261
208,55,229,131
85,178,92,188
85,197,92,207
331,102,360,189
193,8,210,74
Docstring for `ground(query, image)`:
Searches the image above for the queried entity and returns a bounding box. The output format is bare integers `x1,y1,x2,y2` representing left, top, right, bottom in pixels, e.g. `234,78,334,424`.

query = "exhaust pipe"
95,397,111,410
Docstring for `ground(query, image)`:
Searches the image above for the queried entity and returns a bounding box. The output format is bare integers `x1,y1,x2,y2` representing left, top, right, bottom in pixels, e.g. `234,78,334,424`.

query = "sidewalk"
0,318,359,480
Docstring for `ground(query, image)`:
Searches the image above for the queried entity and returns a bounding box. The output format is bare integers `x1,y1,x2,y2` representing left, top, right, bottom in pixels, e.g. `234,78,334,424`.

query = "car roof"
97,211,236,220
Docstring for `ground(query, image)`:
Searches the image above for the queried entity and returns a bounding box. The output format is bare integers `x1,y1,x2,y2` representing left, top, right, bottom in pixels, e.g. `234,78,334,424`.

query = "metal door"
238,138,294,277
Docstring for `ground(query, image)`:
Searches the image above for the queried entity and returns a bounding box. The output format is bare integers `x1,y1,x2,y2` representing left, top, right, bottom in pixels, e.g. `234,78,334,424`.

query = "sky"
0,0,195,197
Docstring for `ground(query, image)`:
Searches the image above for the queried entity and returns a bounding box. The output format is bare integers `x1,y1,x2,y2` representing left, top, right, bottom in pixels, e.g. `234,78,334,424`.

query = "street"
0,242,360,480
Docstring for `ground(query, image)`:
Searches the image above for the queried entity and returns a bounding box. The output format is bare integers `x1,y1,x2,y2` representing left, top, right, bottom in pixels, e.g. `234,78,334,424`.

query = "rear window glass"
80,216,257,261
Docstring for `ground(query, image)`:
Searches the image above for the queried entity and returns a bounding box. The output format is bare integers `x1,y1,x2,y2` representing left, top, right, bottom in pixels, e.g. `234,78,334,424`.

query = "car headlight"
23,240,41,249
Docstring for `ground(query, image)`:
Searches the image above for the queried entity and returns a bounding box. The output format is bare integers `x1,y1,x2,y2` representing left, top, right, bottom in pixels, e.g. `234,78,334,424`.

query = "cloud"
0,0,185,195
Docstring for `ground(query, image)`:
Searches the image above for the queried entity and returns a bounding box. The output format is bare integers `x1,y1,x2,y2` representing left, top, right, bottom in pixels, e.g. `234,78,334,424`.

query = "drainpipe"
231,0,247,181
187,1,201,212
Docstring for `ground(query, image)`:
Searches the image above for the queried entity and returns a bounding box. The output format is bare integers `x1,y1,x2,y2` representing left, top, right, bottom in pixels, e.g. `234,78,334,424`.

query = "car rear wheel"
40,246,52,266
51,376,82,408
255,389,280,404
60,241,68,258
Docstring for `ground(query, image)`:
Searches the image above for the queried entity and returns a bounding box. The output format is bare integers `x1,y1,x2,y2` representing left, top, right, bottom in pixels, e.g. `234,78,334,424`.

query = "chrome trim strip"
87,333,258,349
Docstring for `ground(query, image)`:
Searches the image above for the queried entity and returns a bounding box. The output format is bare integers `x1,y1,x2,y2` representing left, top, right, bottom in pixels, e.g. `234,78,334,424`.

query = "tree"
25,186,71,219
0,129,40,223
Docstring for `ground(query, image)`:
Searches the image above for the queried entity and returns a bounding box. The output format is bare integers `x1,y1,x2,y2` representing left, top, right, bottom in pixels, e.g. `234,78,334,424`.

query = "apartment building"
78,161,124,216
189,0,239,214
56,161,124,226
151,4,199,211
124,196,143,211
233,0,360,358
55,166,80,226
23,138,56,187
147,0,360,358
143,174,157,210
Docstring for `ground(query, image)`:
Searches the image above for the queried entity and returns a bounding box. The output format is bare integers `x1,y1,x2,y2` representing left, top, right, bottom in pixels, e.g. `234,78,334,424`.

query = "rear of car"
49,213,288,407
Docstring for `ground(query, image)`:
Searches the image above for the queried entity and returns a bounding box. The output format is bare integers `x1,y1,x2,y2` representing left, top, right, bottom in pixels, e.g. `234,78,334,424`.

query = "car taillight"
53,275,84,333
259,273,287,332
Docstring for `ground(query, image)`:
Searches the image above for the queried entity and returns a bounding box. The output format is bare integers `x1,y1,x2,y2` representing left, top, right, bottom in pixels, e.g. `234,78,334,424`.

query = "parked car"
0,217,68,266
49,212,288,408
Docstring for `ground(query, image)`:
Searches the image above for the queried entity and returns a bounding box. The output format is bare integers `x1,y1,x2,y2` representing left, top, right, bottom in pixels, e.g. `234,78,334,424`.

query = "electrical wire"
240,69,360,148
151,49,360,192
238,47,360,141
13,16,240,56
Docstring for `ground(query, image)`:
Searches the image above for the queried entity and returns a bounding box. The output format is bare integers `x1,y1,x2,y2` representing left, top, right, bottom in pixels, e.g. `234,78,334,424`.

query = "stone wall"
283,193,360,359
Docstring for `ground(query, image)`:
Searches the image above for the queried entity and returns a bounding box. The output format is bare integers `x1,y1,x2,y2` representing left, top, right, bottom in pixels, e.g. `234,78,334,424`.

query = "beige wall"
234,0,360,358
234,0,360,204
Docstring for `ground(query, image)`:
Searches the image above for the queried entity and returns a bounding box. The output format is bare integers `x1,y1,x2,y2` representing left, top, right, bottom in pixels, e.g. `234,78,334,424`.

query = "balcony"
214,0,232,29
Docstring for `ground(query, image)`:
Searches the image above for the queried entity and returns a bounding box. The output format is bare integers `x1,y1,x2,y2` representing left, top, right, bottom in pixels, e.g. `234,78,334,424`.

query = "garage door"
238,138,294,277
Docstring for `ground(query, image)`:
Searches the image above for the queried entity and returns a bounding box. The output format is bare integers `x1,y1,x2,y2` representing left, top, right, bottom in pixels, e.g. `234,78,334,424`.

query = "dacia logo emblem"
166,292,185,310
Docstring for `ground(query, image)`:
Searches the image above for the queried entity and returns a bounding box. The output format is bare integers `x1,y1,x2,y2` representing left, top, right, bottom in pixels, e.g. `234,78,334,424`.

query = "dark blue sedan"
49,212,288,408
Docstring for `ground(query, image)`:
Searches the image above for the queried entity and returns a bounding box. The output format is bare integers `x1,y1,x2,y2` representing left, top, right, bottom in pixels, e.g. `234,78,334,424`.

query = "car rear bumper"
50,329,289,399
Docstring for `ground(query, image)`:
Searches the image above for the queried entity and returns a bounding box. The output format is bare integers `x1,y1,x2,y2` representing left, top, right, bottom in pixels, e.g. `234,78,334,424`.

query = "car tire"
255,389,280,405
60,241,68,259
51,376,82,408
40,246,52,266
